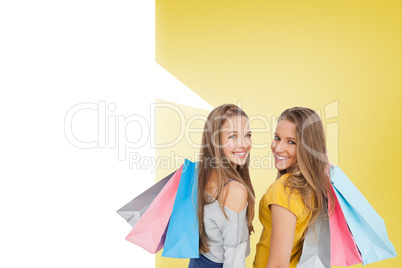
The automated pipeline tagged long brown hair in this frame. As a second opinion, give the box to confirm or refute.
[276,107,334,236]
[198,104,255,253]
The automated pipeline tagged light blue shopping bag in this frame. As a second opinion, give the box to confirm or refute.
[330,166,397,265]
[162,159,199,258]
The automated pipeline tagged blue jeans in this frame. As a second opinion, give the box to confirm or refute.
[188,254,223,268]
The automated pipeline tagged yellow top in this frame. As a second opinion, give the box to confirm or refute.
[253,174,313,268]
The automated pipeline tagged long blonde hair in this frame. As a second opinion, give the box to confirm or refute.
[276,107,334,236]
[198,104,255,253]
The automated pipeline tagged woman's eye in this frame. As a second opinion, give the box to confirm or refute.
[229,135,236,139]
[246,134,252,138]
[274,136,280,140]
[288,140,296,144]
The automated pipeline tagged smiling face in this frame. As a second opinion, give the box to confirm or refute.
[271,119,298,171]
[220,116,252,166]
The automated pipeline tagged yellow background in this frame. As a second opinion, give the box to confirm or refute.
[155,1,401,267]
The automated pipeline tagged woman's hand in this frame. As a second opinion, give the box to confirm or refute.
[266,204,296,268]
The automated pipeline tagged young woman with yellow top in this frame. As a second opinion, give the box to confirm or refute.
[253,107,334,268]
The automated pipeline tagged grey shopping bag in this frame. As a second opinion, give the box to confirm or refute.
[297,212,331,268]
[116,171,175,227]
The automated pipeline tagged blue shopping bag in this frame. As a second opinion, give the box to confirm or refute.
[330,166,397,265]
[162,159,199,258]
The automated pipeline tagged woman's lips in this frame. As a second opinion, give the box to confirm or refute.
[233,151,247,158]
[275,154,289,161]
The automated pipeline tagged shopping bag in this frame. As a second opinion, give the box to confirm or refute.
[125,165,183,254]
[297,211,331,268]
[328,185,362,266]
[330,165,397,265]
[162,159,199,258]
[117,171,175,227]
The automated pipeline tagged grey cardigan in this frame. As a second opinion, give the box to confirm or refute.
[202,195,250,268]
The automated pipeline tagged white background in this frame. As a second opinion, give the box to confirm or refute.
[0,1,211,267]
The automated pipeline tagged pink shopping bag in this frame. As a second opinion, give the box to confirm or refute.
[125,165,183,253]
[329,186,362,266]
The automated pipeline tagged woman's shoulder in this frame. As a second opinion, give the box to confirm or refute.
[263,174,304,217]
[265,173,300,200]
[223,180,248,213]
[267,174,290,192]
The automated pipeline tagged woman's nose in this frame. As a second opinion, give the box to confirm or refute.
[238,136,250,148]
[274,141,285,153]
